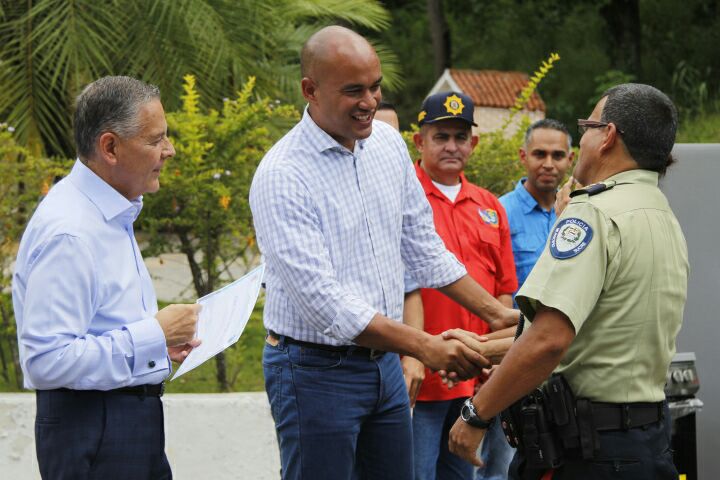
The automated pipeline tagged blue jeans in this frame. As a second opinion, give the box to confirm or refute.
[476,417,515,479]
[263,338,413,480]
[413,398,474,480]
[508,403,677,480]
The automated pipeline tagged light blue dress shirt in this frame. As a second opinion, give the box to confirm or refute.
[12,160,169,390]
[499,178,557,289]
[250,111,466,346]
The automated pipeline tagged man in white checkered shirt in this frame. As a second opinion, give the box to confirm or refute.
[250,26,518,480]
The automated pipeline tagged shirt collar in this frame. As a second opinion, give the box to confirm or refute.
[414,161,463,202]
[513,177,547,214]
[414,161,490,205]
[604,168,659,186]
[299,107,367,155]
[67,159,143,225]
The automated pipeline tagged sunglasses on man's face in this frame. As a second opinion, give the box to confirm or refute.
[577,119,625,137]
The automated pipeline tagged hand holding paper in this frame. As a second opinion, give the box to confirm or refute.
[172,264,265,380]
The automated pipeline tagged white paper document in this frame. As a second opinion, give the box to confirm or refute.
[172,264,265,380]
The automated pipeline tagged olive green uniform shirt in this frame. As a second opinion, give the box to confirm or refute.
[516,169,689,403]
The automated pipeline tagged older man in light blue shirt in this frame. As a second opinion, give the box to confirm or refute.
[12,76,200,479]
[250,26,517,480]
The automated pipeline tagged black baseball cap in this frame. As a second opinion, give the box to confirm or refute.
[417,91,477,127]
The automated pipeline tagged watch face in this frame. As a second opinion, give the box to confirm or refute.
[460,403,471,421]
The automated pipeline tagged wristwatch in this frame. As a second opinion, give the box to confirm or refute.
[460,397,493,429]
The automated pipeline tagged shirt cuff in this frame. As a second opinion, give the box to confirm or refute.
[125,316,170,377]
[407,251,467,289]
[323,299,377,344]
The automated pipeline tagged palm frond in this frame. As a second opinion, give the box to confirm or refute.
[282,0,391,31]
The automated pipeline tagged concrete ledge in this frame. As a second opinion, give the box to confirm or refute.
[0,392,280,480]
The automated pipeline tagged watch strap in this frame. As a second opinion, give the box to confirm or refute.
[461,397,493,429]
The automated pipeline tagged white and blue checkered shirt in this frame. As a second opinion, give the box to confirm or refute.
[250,110,466,345]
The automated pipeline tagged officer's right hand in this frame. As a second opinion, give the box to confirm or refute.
[156,304,201,346]
[420,335,490,380]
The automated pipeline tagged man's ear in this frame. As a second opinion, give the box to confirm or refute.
[471,134,479,149]
[301,77,317,103]
[412,132,424,153]
[519,147,529,168]
[97,132,120,166]
[568,150,576,164]
[599,123,620,154]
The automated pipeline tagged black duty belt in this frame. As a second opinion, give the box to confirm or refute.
[53,383,165,398]
[268,330,385,359]
[590,401,663,431]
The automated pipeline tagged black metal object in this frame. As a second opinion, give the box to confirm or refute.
[665,352,702,480]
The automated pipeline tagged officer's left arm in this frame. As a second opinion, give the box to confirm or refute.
[448,303,576,465]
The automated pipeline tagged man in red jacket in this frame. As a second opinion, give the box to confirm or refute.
[403,91,518,480]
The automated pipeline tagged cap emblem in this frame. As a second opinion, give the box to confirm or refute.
[444,94,465,115]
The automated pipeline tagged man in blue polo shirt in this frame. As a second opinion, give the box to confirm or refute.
[500,119,574,290]
[476,119,573,480]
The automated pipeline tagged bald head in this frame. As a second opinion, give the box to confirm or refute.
[299,26,383,150]
[301,26,378,79]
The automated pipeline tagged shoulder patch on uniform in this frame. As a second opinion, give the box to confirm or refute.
[550,218,593,259]
[478,208,499,227]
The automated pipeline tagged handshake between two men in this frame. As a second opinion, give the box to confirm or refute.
[402,321,518,404]
[355,274,520,401]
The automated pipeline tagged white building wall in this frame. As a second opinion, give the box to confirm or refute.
[474,107,545,135]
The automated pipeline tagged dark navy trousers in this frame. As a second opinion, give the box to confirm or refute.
[508,403,677,480]
[263,338,414,480]
[35,389,171,480]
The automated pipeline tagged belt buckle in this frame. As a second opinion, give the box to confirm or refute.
[621,404,630,430]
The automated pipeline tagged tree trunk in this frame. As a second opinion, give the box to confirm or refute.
[215,353,229,392]
[426,0,451,79]
[600,0,642,77]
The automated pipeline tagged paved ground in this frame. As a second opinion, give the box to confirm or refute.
[0,393,281,480]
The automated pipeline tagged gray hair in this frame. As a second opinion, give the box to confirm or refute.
[600,83,678,175]
[74,76,160,160]
[524,118,572,150]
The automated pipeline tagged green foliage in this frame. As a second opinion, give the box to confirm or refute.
[381,0,720,136]
[463,120,529,196]
[140,75,298,391]
[677,112,720,143]
[0,0,397,157]
[672,61,714,117]
[141,75,298,297]
[0,292,22,391]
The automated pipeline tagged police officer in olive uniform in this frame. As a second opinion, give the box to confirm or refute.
[446,83,688,480]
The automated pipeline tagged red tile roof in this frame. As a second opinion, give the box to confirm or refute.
[449,69,546,112]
